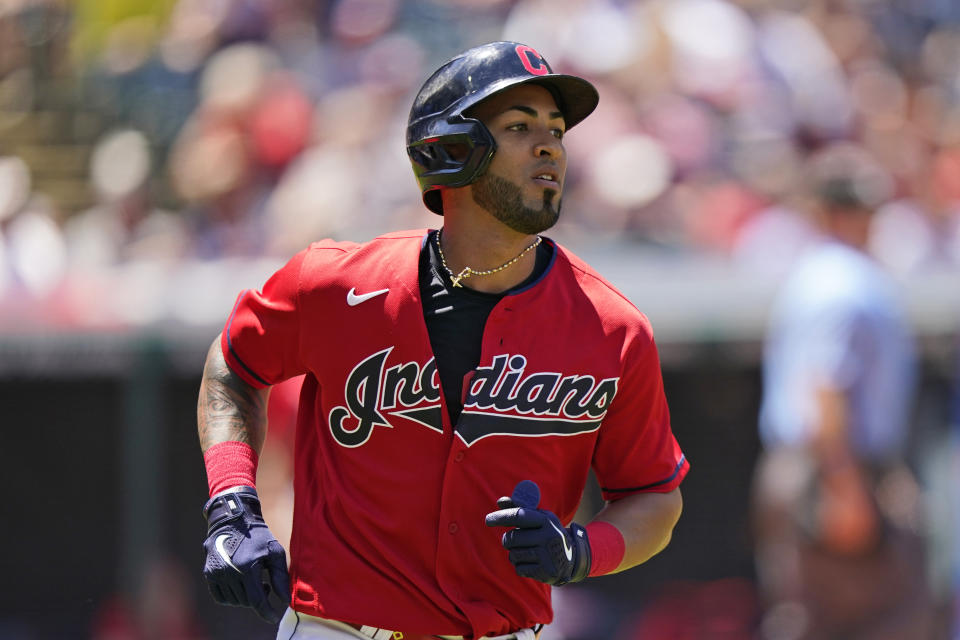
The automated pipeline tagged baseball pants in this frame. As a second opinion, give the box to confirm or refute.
[276,608,540,640]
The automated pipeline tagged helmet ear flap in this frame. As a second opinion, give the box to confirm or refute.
[408,141,466,172]
[423,189,443,215]
[406,116,497,215]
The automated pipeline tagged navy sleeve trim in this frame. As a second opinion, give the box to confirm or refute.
[601,454,686,493]
[225,290,271,387]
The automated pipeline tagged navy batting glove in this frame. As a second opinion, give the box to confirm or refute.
[485,480,591,586]
[202,486,291,624]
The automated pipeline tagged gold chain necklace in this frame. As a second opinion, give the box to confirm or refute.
[436,229,542,288]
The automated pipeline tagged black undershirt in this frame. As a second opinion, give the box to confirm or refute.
[419,229,553,424]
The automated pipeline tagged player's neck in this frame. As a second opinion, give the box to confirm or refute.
[437,220,540,294]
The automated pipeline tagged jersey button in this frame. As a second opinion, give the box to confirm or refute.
[448,522,459,534]
[454,451,465,462]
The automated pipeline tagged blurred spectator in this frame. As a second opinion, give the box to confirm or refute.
[2,197,65,299]
[0,156,33,297]
[869,145,960,276]
[751,143,935,639]
[166,41,284,258]
[64,128,187,269]
[0,156,67,303]
[55,129,188,328]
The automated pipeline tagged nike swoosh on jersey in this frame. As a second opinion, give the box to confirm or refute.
[215,534,242,573]
[347,287,390,306]
[549,521,573,561]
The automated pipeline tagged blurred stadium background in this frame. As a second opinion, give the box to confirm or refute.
[1,0,959,638]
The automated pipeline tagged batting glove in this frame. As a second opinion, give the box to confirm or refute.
[202,486,291,624]
[485,480,591,586]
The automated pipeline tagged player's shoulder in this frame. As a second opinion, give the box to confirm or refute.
[552,241,655,335]
[303,228,428,255]
[292,229,427,290]
[296,229,427,268]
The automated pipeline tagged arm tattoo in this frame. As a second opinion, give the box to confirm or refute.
[197,337,269,452]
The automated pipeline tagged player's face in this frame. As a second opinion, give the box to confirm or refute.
[469,84,567,234]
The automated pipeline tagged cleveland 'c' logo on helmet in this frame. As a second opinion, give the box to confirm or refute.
[515,45,549,76]
[328,348,619,448]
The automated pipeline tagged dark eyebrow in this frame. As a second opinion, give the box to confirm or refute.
[505,105,565,121]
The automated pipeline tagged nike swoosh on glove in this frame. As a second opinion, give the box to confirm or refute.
[485,480,591,585]
[202,486,291,624]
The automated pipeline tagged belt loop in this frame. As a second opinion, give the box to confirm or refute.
[359,626,395,640]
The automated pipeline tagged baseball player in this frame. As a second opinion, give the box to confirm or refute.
[197,41,688,640]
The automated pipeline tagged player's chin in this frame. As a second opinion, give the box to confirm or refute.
[527,206,560,235]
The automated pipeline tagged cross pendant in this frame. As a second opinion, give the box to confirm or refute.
[451,268,470,288]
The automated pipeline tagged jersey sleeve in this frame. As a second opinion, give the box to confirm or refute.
[220,248,309,388]
[591,321,688,501]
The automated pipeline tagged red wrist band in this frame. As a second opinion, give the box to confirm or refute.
[203,441,259,497]
[586,521,626,577]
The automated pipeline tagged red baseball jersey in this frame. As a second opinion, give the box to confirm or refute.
[221,229,688,638]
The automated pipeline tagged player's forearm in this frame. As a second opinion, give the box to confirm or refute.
[197,334,270,453]
[591,487,682,572]
[812,386,856,468]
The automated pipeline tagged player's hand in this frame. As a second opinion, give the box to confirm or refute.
[485,480,591,585]
[201,486,291,624]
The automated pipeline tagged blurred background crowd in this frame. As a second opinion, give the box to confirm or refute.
[2,0,960,639]
[1,0,959,326]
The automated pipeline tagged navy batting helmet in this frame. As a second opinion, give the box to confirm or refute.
[406,41,599,215]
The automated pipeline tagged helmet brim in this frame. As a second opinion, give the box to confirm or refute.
[463,74,599,131]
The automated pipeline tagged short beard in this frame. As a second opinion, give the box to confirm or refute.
[471,172,560,235]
